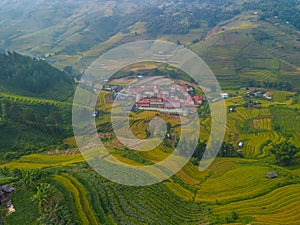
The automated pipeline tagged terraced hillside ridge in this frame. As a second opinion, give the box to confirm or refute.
[0,52,74,158]
[0,52,75,101]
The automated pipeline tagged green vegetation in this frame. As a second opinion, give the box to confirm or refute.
[0,53,74,159]
[0,0,300,224]
[0,52,74,101]
[53,174,99,225]
[4,189,39,224]
[244,0,300,29]
[270,141,300,166]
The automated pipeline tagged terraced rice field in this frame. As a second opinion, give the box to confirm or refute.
[252,118,272,130]
[64,169,209,225]
[159,157,300,225]
[239,131,281,158]
[227,107,267,133]
[4,153,84,169]
[270,106,300,131]
[291,131,300,147]
[97,91,112,111]
[239,70,278,82]
[53,174,99,225]
[164,182,195,201]
[200,117,211,141]
[272,91,295,103]
[213,184,300,225]
[195,164,289,203]
[0,93,72,110]
[225,97,246,106]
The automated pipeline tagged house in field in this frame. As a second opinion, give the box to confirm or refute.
[237,141,243,152]
[194,96,203,105]
[229,106,236,112]
[220,93,229,99]
[263,92,272,100]
[238,142,244,148]
[0,185,16,213]
[266,172,278,179]
[92,111,97,117]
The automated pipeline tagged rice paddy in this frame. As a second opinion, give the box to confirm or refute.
[213,184,300,225]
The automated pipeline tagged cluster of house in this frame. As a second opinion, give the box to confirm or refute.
[135,97,195,115]
[105,82,204,115]
[246,90,273,100]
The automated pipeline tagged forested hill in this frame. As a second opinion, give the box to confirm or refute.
[0,52,74,101]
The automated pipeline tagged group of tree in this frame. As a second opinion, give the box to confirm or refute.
[270,141,300,166]
[116,2,240,37]
[243,79,293,91]
[243,0,300,30]
[189,140,242,166]
[0,52,74,101]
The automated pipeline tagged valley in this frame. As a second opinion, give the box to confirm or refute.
[0,0,300,224]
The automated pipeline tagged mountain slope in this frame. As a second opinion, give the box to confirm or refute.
[1,0,299,90]
[0,52,74,158]
[0,52,74,101]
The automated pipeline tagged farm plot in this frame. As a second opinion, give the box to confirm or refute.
[252,117,272,130]
[213,184,300,225]
[239,70,278,82]
[52,173,99,225]
[73,169,209,225]
[272,91,295,103]
[4,153,84,169]
[238,131,281,158]
[195,165,289,203]
[270,106,300,130]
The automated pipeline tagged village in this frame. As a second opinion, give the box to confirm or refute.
[102,77,205,115]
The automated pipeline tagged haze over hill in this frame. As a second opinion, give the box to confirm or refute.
[0,0,300,89]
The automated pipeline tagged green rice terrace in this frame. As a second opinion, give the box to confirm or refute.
[0,0,300,224]
[1,74,300,224]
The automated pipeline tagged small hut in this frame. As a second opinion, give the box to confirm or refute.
[0,185,16,210]
[266,172,278,179]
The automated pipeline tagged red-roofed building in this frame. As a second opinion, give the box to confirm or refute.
[194,96,203,105]
[180,84,189,92]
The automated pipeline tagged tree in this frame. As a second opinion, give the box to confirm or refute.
[0,166,9,176]
[22,108,36,122]
[166,122,172,132]
[49,111,63,123]
[270,141,300,166]
[193,140,207,160]
[218,142,239,158]
[32,183,53,211]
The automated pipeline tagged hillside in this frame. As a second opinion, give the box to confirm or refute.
[0,52,74,159]
[1,84,300,224]
[0,0,299,90]
[0,0,299,225]
[0,52,74,101]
